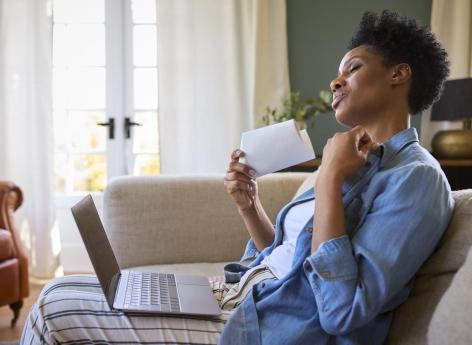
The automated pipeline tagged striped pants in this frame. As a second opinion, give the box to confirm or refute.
[20,265,275,345]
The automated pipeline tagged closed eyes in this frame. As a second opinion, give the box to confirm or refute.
[349,64,361,73]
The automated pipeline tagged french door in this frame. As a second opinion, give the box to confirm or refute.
[53,0,159,195]
[52,0,160,272]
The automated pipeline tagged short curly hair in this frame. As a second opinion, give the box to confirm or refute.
[348,10,450,114]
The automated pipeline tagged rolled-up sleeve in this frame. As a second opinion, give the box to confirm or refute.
[303,164,454,335]
[241,238,261,261]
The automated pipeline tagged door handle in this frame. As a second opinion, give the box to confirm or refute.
[97,118,115,139]
[124,117,142,139]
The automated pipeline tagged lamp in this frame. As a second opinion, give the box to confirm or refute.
[431,78,472,158]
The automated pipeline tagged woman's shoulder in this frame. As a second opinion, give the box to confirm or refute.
[386,141,441,171]
[378,142,449,190]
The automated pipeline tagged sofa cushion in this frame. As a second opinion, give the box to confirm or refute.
[293,170,318,198]
[386,189,472,345]
[104,174,308,269]
[428,246,472,345]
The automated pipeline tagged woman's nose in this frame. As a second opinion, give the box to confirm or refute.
[330,77,345,93]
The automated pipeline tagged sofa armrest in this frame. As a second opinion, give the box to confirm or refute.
[0,181,28,300]
[103,173,310,268]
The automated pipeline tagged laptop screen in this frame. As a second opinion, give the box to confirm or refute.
[71,194,121,308]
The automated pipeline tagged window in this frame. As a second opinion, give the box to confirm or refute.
[53,0,160,194]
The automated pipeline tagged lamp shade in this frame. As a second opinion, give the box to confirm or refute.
[431,78,472,121]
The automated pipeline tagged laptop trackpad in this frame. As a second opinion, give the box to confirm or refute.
[177,284,221,315]
[175,274,210,286]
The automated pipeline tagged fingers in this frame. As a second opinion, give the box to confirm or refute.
[228,149,257,177]
[358,138,380,162]
[350,126,370,145]
[227,161,257,178]
[230,149,245,162]
[330,127,369,145]
[359,142,372,158]
[224,171,254,185]
[224,154,257,197]
[328,128,379,150]
[349,126,381,153]
[224,179,255,194]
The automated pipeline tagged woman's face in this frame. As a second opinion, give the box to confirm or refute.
[330,45,393,128]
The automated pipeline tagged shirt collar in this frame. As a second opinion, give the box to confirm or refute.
[293,127,419,201]
[379,127,419,167]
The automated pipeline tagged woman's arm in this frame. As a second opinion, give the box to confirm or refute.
[304,164,453,335]
[303,127,454,335]
[224,149,274,252]
[238,194,275,252]
[312,126,374,252]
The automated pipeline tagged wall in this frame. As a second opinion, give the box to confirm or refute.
[286,0,432,154]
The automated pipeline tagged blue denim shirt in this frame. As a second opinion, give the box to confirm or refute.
[218,128,454,345]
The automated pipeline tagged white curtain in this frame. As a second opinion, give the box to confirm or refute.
[420,0,472,150]
[0,0,59,279]
[156,0,290,174]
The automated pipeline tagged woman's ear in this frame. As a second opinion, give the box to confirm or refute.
[390,63,412,85]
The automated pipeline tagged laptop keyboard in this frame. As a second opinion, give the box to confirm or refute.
[125,272,181,312]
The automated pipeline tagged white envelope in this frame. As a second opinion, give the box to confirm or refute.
[240,119,316,177]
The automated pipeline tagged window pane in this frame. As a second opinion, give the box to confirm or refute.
[133,112,159,153]
[53,24,105,66]
[134,154,160,176]
[53,109,68,151]
[69,111,107,151]
[133,25,157,67]
[54,153,68,193]
[53,67,67,109]
[132,0,156,23]
[53,0,104,23]
[134,68,158,109]
[53,24,68,66]
[68,24,105,66]
[67,68,105,109]
[72,154,106,192]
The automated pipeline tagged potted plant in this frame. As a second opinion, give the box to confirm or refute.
[262,90,332,129]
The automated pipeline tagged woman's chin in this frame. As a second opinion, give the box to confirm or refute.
[334,109,357,128]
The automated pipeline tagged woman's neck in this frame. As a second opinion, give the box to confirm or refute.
[363,110,410,144]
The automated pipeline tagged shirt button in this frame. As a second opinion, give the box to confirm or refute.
[307,226,313,233]
[304,262,313,272]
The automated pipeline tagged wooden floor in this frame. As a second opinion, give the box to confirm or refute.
[0,283,44,342]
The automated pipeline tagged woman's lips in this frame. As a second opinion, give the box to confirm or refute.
[332,93,347,109]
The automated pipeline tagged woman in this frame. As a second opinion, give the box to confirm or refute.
[218,10,453,344]
[21,10,453,345]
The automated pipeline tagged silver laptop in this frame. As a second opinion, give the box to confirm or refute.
[71,195,221,317]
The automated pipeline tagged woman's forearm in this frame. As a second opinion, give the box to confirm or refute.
[311,127,375,252]
[239,197,275,252]
[312,171,346,252]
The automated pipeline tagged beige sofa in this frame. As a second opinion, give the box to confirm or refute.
[103,173,472,344]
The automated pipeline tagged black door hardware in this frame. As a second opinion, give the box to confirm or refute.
[97,118,115,139]
[124,117,142,138]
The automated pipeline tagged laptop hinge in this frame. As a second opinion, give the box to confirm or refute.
[113,271,127,309]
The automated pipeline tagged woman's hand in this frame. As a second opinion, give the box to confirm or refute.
[224,149,258,212]
[318,126,378,184]
[312,126,377,252]
[225,149,275,250]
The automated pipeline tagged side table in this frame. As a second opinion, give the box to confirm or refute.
[437,159,472,190]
